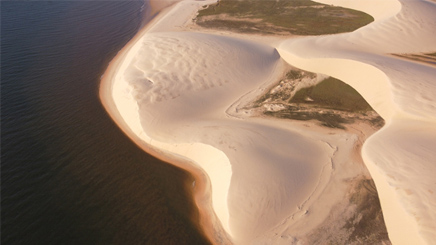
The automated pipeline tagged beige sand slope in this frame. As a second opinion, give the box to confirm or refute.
[101,0,436,244]
[278,0,436,244]
[110,27,340,242]
[104,0,343,242]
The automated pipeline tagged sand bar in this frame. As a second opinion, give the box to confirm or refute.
[101,0,436,244]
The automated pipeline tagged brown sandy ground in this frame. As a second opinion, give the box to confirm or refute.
[298,120,390,244]
[301,177,391,244]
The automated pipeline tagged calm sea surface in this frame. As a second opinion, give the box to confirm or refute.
[1,1,210,244]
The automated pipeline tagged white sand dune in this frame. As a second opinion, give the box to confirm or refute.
[111,28,339,242]
[278,0,436,244]
[101,0,436,244]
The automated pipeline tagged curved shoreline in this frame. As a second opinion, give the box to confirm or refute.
[100,0,436,244]
[100,1,233,243]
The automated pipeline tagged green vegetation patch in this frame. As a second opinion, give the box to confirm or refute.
[196,0,374,35]
[250,69,384,129]
[290,77,373,112]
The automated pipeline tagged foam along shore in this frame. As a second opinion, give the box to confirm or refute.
[100,0,436,244]
[278,0,436,243]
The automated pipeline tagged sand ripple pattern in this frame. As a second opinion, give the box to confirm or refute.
[116,31,336,243]
[125,32,276,105]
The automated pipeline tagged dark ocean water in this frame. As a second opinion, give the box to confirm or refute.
[1,1,210,244]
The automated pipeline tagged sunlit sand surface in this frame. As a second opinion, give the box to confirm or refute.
[101,0,436,244]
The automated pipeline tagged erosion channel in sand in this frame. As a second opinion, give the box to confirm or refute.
[100,0,436,244]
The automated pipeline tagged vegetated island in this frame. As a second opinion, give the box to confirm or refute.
[195,0,374,35]
[248,68,384,130]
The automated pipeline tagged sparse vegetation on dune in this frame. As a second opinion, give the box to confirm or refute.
[290,77,373,112]
[393,52,436,67]
[195,1,381,128]
[196,0,374,35]
[249,68,384,129]
[303,178,391,244]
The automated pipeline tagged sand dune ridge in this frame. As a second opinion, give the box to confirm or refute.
[101,0,436,243]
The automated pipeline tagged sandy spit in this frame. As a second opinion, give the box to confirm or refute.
[100,0,436,244]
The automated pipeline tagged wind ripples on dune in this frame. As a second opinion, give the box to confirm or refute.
[111,28,339,243]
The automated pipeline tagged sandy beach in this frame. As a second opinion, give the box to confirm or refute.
[100,0,436,244]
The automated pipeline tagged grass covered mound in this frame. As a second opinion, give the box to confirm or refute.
[251,70,384,129]
[196,0,374,35]
[290,77,373,112]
